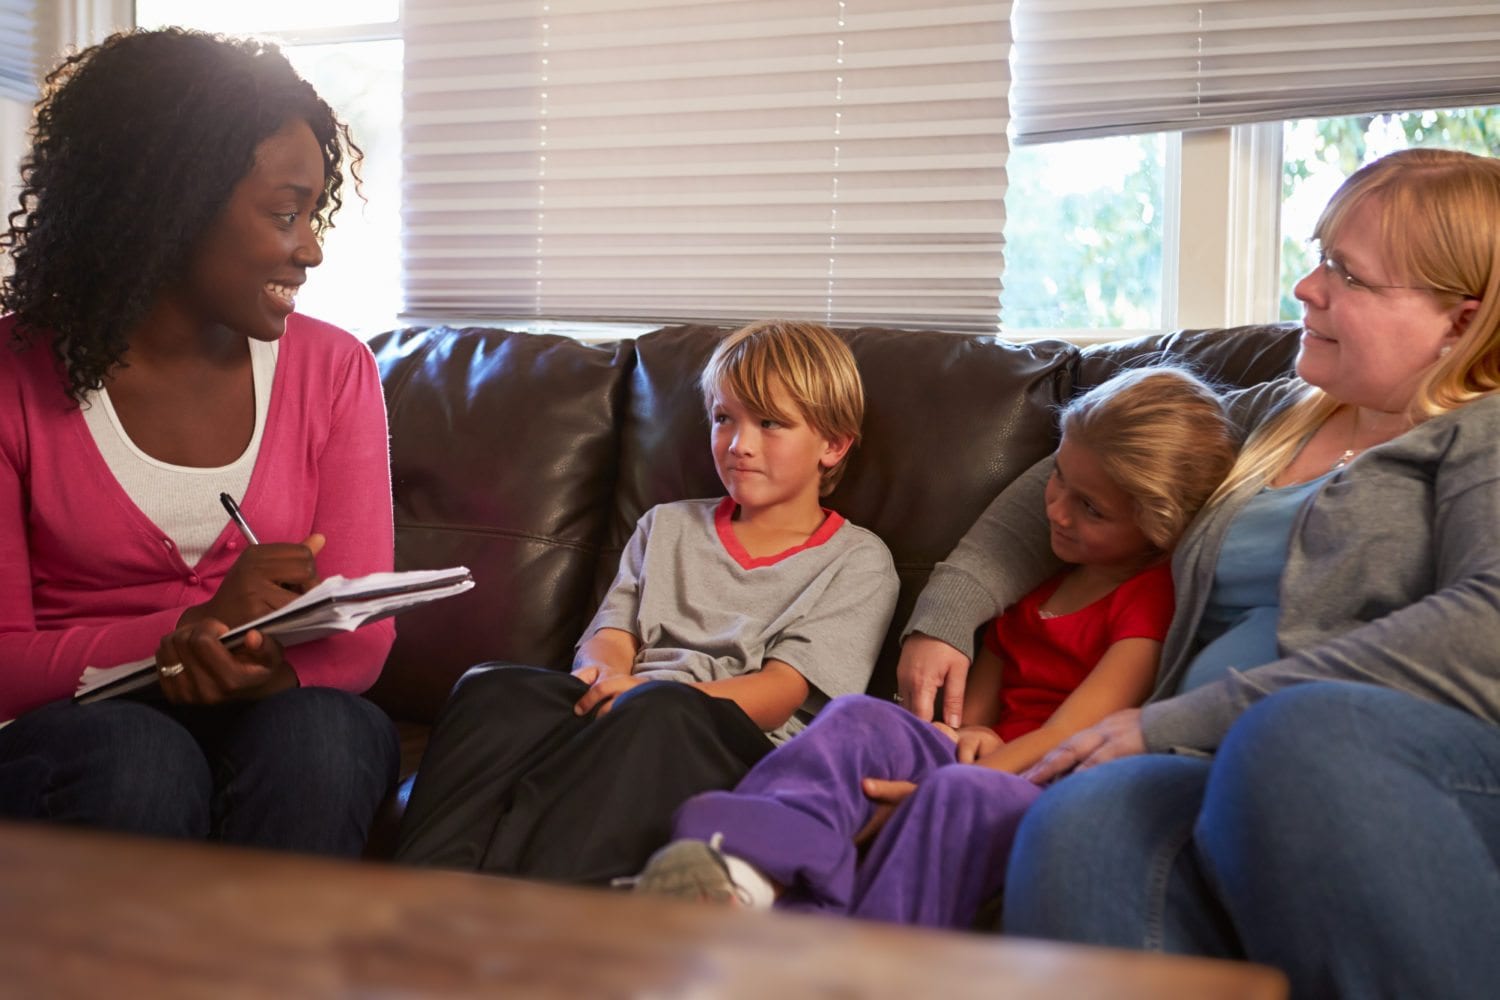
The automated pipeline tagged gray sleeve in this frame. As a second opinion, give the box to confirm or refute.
[577,511,652,646]
[902,458,1061,659]
[767,538,899,701]
[1144,440,1500,754]
[1221,377,1307,441]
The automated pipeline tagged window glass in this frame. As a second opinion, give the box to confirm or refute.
[134,6,401,336]
[1280,107,1500,319]
[1002,134,1165,331]
[272,40,401,335]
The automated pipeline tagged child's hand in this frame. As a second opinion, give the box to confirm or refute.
[931,722,1003,763]
[855,778,917,845]
[573,672,650,717]
[954,725,1003,763]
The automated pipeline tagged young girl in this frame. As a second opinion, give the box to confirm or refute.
[628,366,1237,928]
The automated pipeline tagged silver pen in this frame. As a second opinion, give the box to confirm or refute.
[219,492,260,545]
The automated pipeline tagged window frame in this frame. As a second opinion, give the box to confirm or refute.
[1004,123,1285,344]
[1175,123,1285,331]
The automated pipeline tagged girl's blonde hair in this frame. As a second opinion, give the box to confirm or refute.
[701,320,865,496]
[1061,367,1236,550]
[1215,148,1500,500]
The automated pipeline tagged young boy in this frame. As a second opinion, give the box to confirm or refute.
[394,320,899,884]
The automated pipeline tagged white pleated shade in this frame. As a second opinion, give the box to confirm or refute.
[403,0,1012,332]
[1012,0,1500,144]
[0,0,38,102]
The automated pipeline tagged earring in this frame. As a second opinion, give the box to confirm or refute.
[1439,344,1454,358]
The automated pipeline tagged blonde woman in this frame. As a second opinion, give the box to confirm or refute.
[907,149,1500,996]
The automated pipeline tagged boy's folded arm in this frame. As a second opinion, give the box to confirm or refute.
[691,659,810,731]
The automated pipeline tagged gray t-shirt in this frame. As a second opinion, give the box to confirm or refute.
[582,497,899,744]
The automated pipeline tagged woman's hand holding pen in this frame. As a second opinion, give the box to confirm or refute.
[155,621,299,704]
[159,495,318,703]
[177,533,326,630]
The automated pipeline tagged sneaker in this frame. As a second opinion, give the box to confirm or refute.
[617,832,752,905]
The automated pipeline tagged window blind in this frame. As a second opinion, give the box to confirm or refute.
[403,0,1011,332]
[1012,0,1500,144]
[0,0,38,102]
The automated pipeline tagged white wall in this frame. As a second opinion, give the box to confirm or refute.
[1,96,27,270]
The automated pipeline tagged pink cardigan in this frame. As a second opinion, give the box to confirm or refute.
[0,313,396,720]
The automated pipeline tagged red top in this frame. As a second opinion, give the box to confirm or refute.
[982,561,1174,742]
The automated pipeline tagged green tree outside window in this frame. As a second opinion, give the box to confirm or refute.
[1281,108,1500,319]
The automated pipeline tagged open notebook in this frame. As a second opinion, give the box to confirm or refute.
[75,567,474,703]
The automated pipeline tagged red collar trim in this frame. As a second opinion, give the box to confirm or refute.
[713,495,846,570]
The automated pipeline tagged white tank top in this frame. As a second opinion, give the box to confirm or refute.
[82,339,277,567]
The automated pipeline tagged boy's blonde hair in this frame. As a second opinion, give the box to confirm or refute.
[1215,148,1500,501]
[701,320,865,496]
[1061,367,1236,551]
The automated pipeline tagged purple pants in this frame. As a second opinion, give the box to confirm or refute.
[672,694,1042,929]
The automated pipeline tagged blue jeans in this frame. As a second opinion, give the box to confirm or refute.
[1003,682,1500,999]
[0,687,397,857]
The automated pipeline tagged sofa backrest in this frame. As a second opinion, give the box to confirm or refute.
[607,324,1079,696]
[368,327,631,720]
[1076,323,1304,392]
[365,322,1302,723]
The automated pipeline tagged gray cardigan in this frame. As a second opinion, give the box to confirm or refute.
[905,377,1500,753]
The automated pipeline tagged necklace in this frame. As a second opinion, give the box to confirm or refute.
[1330,406,1367,472]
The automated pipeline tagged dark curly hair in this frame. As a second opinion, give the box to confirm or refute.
[0,28,362,401]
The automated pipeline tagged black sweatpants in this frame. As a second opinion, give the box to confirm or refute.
[393,664,775,884]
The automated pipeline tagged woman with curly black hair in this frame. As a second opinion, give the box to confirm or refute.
[0,28,398,856]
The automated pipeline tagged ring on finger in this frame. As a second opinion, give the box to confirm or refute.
[158,662,185,678]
